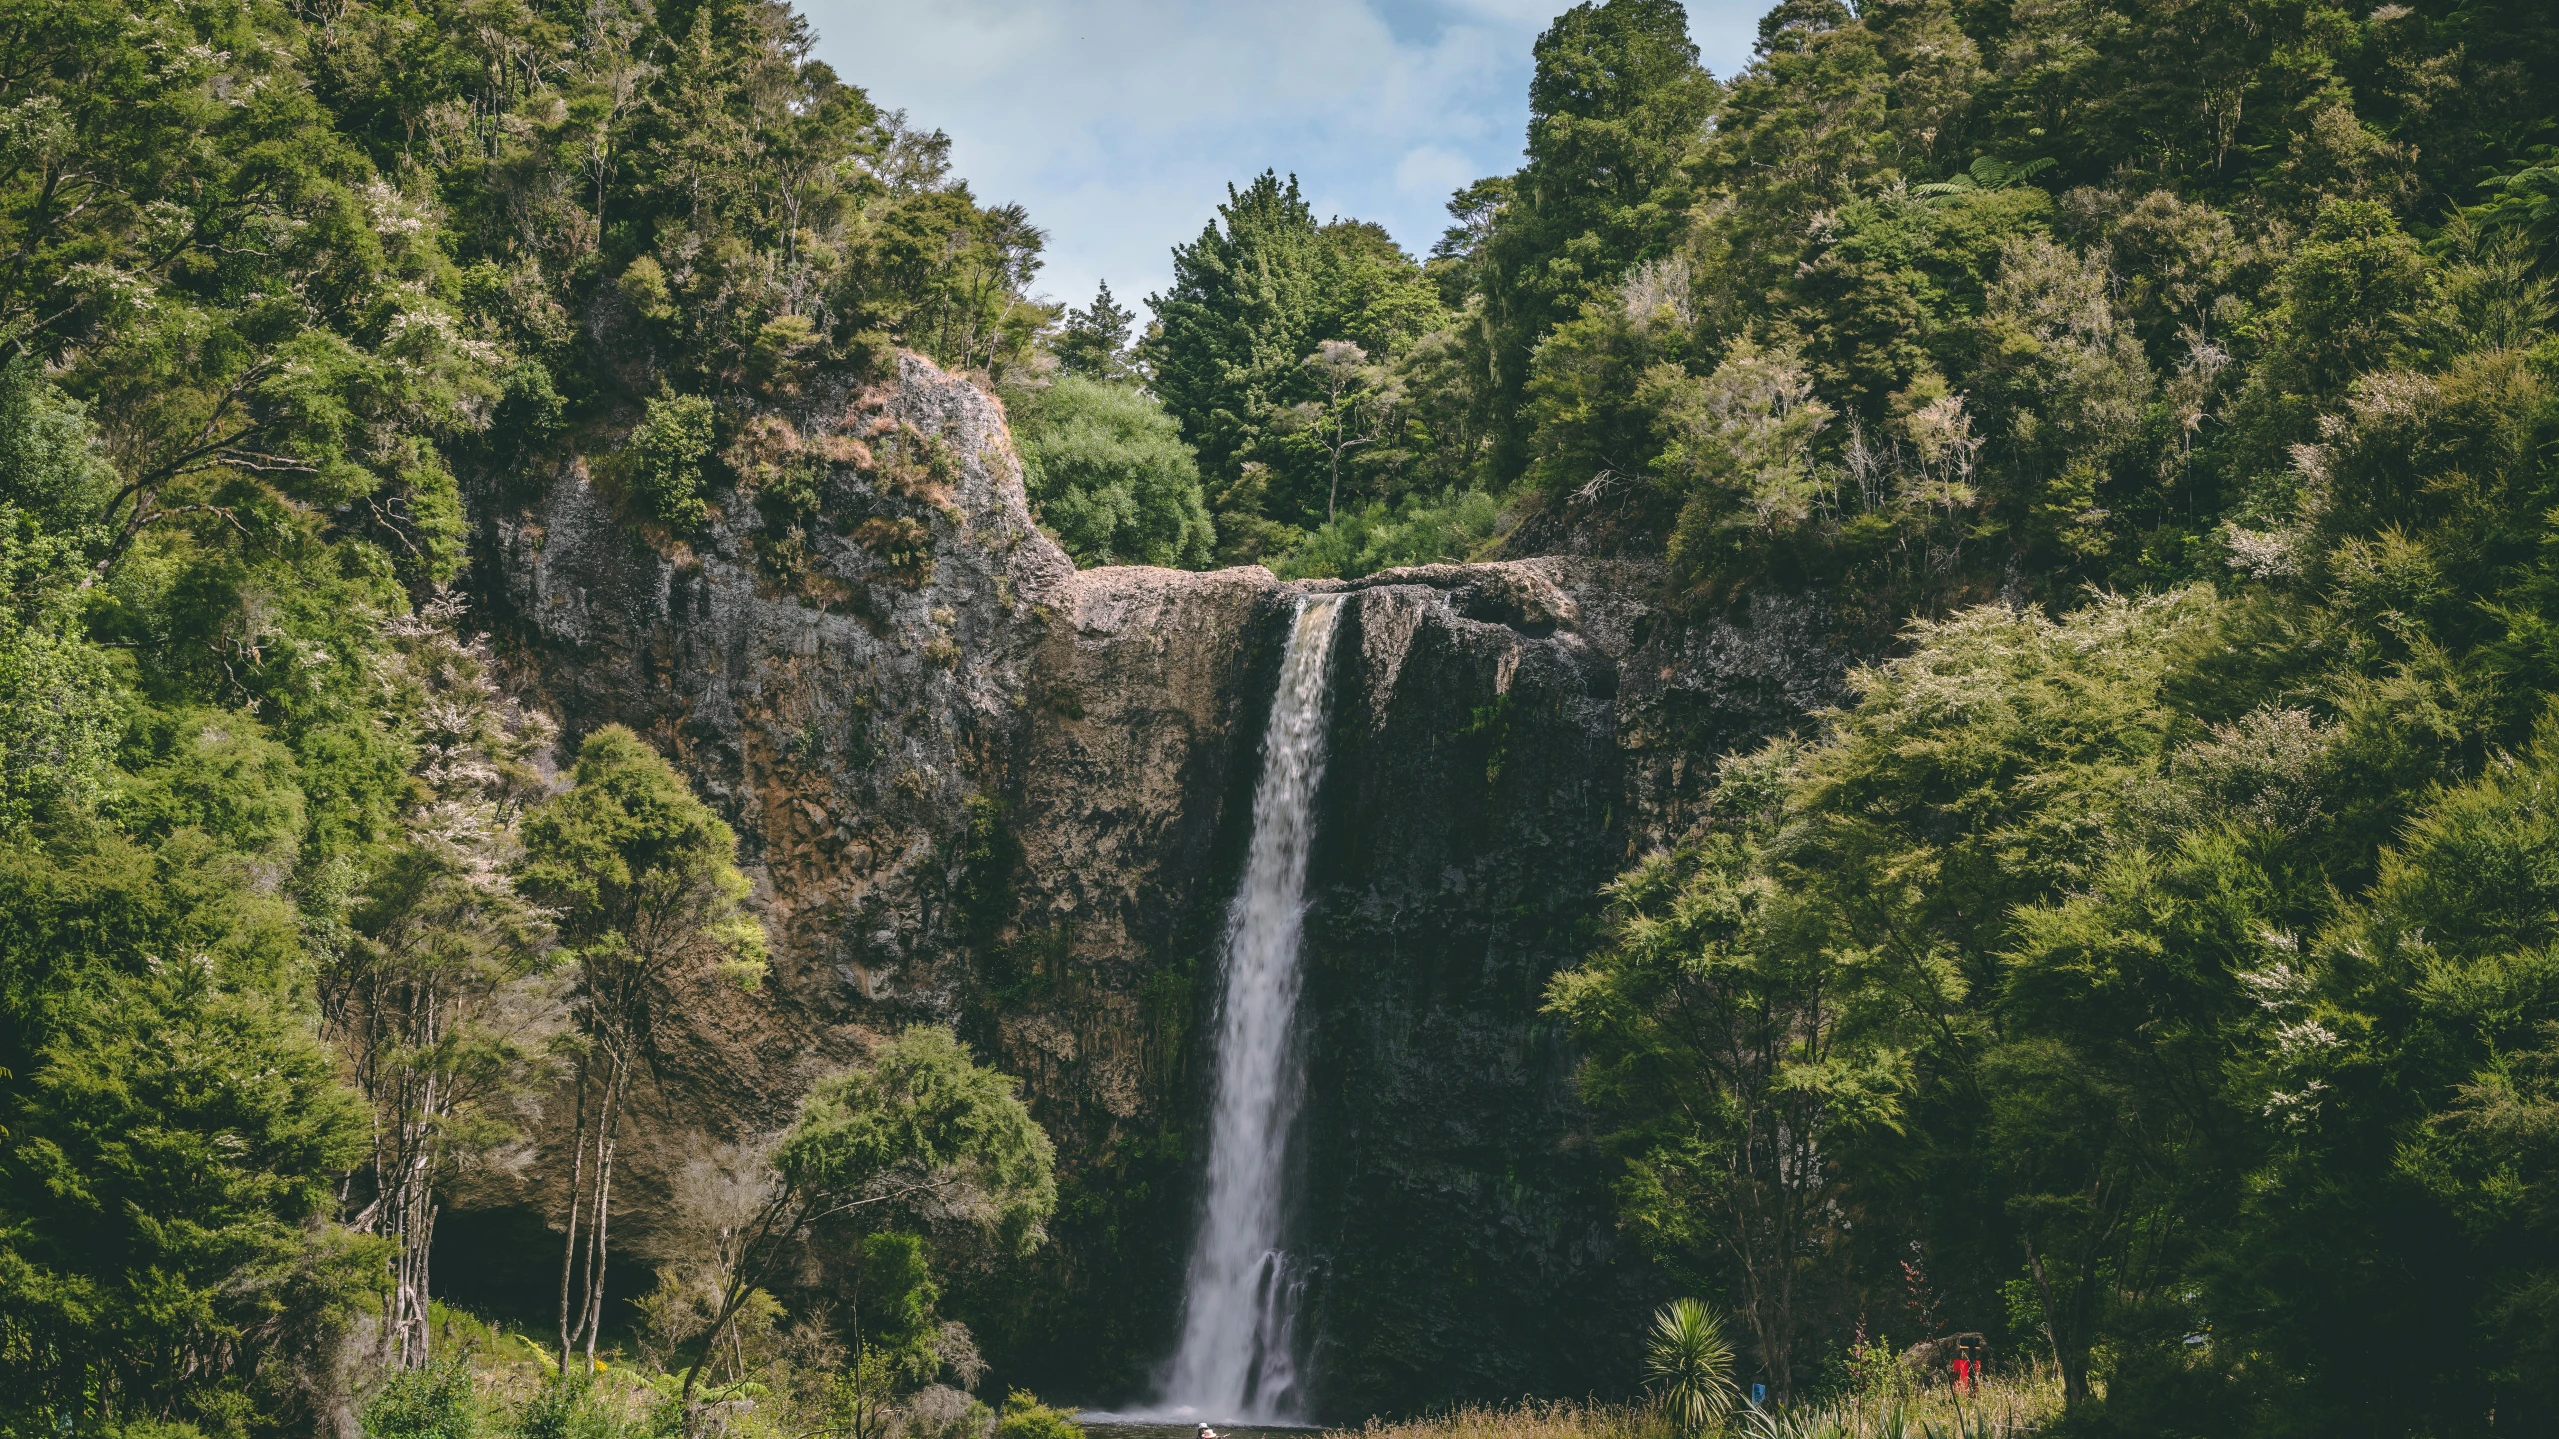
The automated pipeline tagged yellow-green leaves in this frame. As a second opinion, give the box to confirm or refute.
[517,724,768,994]
[626,391,719,532]
[1644,1298,1738,1436]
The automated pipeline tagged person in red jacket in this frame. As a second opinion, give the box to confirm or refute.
[1950,1333,1988,1394]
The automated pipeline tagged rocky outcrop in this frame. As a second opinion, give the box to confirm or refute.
[1292,564,1637,1404]
[472,359,1074,1256]
[468,354,1851,1415]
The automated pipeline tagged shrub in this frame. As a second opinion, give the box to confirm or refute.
[1277,486,1503,578]
[507,1376,624,1439]
[362,1359,480,1439]
[1009,374,1214,568]
[629,392,717,529]
[1645,1299,1738,1437]
[995,1388,1082,1439]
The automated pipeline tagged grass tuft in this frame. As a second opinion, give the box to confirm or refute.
[1348,1368,2064,1439]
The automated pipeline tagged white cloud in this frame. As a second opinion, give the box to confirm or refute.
[1394,145,1481,206]
[802,1,1766,322]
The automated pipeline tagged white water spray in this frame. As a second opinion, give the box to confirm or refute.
[1157,593,1342,1424]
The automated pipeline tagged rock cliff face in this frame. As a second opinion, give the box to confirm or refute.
[1290,563,1635,1405]
[471,355,1849,1415]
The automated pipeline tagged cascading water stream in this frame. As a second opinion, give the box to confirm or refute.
[1155,593,1343,1424]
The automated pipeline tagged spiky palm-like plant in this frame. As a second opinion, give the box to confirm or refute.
[1647,1298,1740,1436]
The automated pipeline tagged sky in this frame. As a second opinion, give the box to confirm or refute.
[800,1,1770,325]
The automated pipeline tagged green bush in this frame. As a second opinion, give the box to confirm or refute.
[362,1360,480,1439]
[507,1376,624,1439]
[628,392,717,529]
[1277,486,1502,578]
[1009,374,1214,568]
[996,1388,1082,1439]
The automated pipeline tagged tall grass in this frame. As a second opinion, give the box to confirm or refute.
[1738,1364,2062,1439]
[1353,1398,1673,1439]
[1349,1367,2062,1439]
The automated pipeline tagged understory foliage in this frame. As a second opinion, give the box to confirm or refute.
[1347,1377,2059,1439]
[344,1326,1086,1439]
[1645,1299,1739,1437]
[0,0,1061,1431]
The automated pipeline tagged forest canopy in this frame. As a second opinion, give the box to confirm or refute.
[0,0,1060,1432]
[8,0,2559,1435]
[1123,0,2559,1432]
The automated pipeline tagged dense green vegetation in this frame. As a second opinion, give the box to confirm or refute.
[1005,375,1214,570]
[1145,0,2559,614]
[1444,4,2559,1432]
[0,0,1062,1432]
[11,0,2559,1432]
[1489,3,2559,1434]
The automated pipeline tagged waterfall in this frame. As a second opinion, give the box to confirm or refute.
[1158,593,1342,1424]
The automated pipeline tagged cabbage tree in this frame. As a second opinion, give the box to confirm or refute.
[1647,1298,1739,1436]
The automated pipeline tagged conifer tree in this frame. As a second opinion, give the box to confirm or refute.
[1054,281,1137,381]
[1479,0,1719,480]
[1146,171,1328,486]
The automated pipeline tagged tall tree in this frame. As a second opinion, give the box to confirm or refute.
[1146,171,1327,488]
[1479,0,1719,481]
[516,726,769,1371]
[1147,178,1447,546]
[1549,743,1904,1402]
[1292,341,1400,523]
[0,718,378,1432]
[323,603,557,1369]
[1053,281,1137,381]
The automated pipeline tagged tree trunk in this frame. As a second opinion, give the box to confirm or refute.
[2023,1236,2090,1408]
[584,1134,617,1364]
[571,1052,632,1365]
[557,1059,591,1369]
